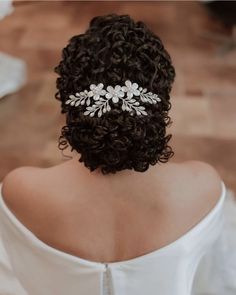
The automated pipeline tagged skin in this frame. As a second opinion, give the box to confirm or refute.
[1,156,223,263]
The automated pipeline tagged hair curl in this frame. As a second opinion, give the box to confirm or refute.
[54,14,175,175]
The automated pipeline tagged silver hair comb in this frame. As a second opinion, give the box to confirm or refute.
[65,80,161,117]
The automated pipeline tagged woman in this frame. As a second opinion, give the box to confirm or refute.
[0,14,235,295]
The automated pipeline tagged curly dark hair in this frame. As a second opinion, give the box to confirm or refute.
[54,14,175,175]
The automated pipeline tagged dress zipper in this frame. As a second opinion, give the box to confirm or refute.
[103,263,112,295]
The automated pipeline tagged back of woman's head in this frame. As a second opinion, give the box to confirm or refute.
[55,14,176,175]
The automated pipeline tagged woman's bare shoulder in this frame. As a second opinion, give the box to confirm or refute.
[182,160,222,185]
[180,160,223,206]
[2,166,41,198]
[1,166,49,223]
[2,163,64,198]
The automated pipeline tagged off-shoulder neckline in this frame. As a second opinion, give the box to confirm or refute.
[0,180,226,268]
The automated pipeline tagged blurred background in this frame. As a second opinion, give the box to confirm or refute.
[0,1,235,194]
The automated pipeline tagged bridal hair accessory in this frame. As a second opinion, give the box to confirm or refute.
[65,80,161,117]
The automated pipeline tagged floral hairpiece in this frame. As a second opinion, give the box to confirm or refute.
[65,80,161,117]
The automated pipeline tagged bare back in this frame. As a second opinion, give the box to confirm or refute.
[2,159,222,263]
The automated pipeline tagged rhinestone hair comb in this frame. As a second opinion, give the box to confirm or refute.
[65,80,161,117]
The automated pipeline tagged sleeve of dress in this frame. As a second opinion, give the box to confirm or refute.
[0,183,28,295]
[192,187,236,295]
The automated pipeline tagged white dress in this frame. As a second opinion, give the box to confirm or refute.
[0,180,235,295]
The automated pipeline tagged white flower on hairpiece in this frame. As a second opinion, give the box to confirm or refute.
[88,83,106,100]
[105,85,125,103]
[122,80,140,98]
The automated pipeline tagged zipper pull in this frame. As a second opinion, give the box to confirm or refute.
[104,262,108,270]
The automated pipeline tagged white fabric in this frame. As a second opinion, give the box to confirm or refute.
[0,0,13,20]
[0,180,235,295]
[0,52,27,99]
[0,1,27,99]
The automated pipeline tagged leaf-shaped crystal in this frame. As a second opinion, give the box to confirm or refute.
[139,106,145,110]
[87,106,95,111]
[98,109,102,117]
[121,104,126,111]
[86,98,90,106]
